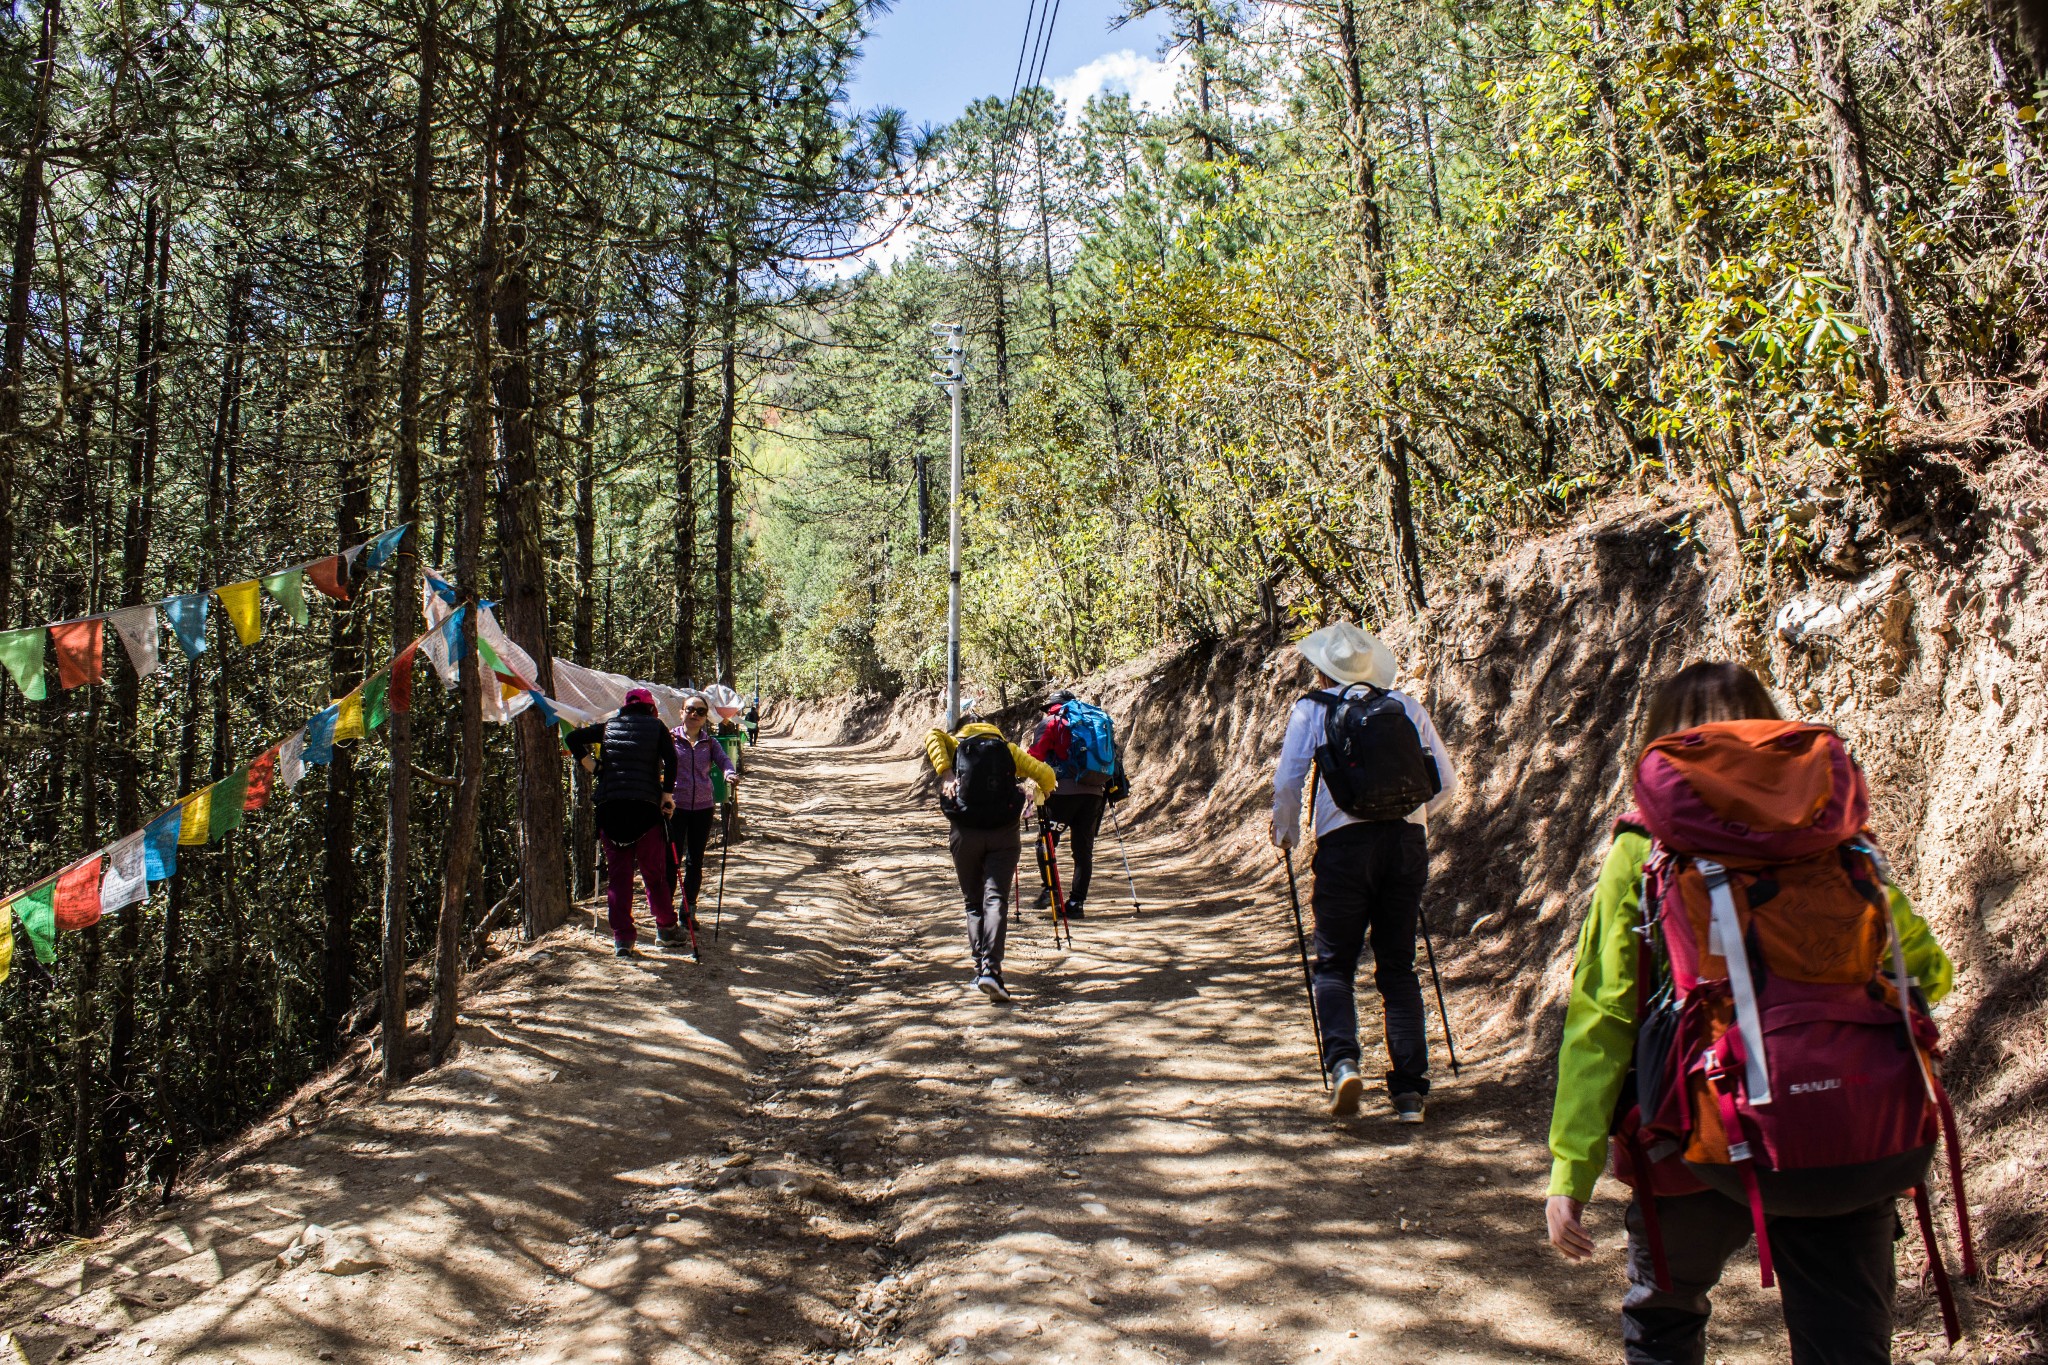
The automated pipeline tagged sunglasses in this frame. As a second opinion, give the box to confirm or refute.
[685,706,709,715]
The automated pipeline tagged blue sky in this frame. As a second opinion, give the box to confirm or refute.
[845,0,1179,130]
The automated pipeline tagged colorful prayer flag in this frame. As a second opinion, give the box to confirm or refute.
[0,626,48,700]
[108,604,161,678]
[362,675,390,734]
[54,855,104,932]
[101,831,148,914]
[279,727,308,790]
[391,642,419,714]
[477,635,505,675]
[259,568,309,626]
[11,880,55,964]
[208,766,250,839]
[178,788,213,845]
[303,706,339,766]
[306,555,348,601]
[363,526,407,571]
[164,593,209,658]
[218,580,263,646]
[50,618,105,690]
[425,570,459,606]
[334,690,365,743]
[529,689,561,728]
[244,748,278,811]
[143,808,183,880]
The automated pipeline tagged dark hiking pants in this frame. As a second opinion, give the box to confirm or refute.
[667,806,715,913]
[1310,820,1429,1095]
[1038,792,1105,909]
[949,822,1020,975]
[1623,1191,1899,1365]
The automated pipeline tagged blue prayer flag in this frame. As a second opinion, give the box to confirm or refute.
[424,571,459,605]
[303,706,339,767]
[439,605,469,661]
[363,525,408,572]
[529,689,560,728]
[163,593,209,659]
[143,807,183,881]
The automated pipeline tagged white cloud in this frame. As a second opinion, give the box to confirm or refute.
[1051,48,1189,124]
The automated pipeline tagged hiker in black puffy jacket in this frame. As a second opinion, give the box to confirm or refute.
[565,688,681,957]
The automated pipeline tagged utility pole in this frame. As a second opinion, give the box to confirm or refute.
[931,323,966,729]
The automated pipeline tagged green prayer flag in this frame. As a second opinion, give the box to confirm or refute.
[11,880,56,964]
[208,766,251,839]
[0,626,48,701]
[476,635,505,674]
[363,675,391,733]
[260,568,311,626]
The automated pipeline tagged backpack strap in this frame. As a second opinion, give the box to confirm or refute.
[1622,1124,1674,1293]
[1706,1056,1776,1288]
[1697,858,1773,1105]
[1913,1184,1964,1345]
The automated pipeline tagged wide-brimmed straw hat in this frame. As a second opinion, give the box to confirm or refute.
[1295,622,1396,688]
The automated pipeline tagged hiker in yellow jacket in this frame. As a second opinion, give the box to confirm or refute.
[1545,662,1954,1365]
[925,714,1057,1003]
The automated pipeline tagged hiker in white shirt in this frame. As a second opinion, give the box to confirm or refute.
[1272,622,1457,1121]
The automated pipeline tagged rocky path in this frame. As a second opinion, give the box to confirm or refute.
[1,732,1831,1364]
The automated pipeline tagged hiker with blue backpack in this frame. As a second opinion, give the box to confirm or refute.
[1544,661,1970,1365]
[925,711,1059,1003]
[1028,691,1125,922]
[1271,622,1457,1121]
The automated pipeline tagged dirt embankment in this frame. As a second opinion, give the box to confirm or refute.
[807,479,2048,1352]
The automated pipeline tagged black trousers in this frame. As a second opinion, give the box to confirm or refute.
[949,822,1020,974]
[666,806,715,913]
[1310,820,1430,1094]
[1624,1191,1899,1365]
[1038,792,1105,908]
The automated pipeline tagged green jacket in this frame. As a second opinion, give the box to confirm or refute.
[1547,831,1955,1202]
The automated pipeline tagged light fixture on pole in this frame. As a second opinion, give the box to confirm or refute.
[930,323,967,731]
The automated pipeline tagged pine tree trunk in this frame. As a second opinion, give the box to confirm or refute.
[572,296,597,898]
[673,297,698,684]
[384,3,437,1082]
[713,252,738,688]
[0,0,57,632]
[489,2,570,938]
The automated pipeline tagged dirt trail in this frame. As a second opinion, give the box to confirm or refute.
[2,731,1823,1365]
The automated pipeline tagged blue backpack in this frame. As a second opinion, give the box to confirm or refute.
[1049,700,1117,782]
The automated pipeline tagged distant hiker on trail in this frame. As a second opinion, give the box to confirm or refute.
[1544,662,1959,1365]
[1271,622,1456,1121]
[1028,690,1120,921]
[566,688,681,958]
[925,711,1058,1004]
[743,701,760,746]
[670,692,738,920]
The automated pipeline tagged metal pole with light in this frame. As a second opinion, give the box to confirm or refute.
[931,323,967,730]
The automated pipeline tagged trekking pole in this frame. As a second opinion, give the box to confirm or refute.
[1282,848,1331,1090]
[1416,905,1460,1077]
[1105,802,1141,916]
[1042,822,1070,949]
[714,802,732,943]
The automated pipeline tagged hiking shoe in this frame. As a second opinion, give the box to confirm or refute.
[1033,886,1051,910]
[976,973,1011,1004]
[1063,899,1086,921]
[655,925,686,947]
[1392,1092,1426,1124]
[613,941,635,958]
[1329,1059,1363,1117]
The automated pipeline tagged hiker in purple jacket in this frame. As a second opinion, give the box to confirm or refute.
[668,693,738,916]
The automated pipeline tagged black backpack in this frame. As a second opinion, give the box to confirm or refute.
[1306,686,1441,822]
[939,734,1025,828]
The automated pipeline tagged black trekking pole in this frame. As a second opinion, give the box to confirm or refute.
[1105,803,1141,916]
[667,833,701,962]
[713,802,732,943]
[1282,848,1331,1090]
[1042,822,1070,949]
[1417,906,1460,1076]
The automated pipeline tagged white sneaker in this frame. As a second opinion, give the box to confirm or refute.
[975,972,1011,1003]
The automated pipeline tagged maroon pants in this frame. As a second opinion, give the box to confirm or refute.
[603,824,676,945]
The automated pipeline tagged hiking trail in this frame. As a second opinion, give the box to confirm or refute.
[3,729,1821,1364]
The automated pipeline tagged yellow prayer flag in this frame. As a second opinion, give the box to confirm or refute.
[178,789,213,845]
[217,580,263,646]
[0,905,12,986]
[333,689,365,742]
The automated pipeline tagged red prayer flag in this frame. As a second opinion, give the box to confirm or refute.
[54,854,105,931]
[306,554,349,601]
[391,642,419,715]
[244,747,279,811]
[50,619,106,690]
